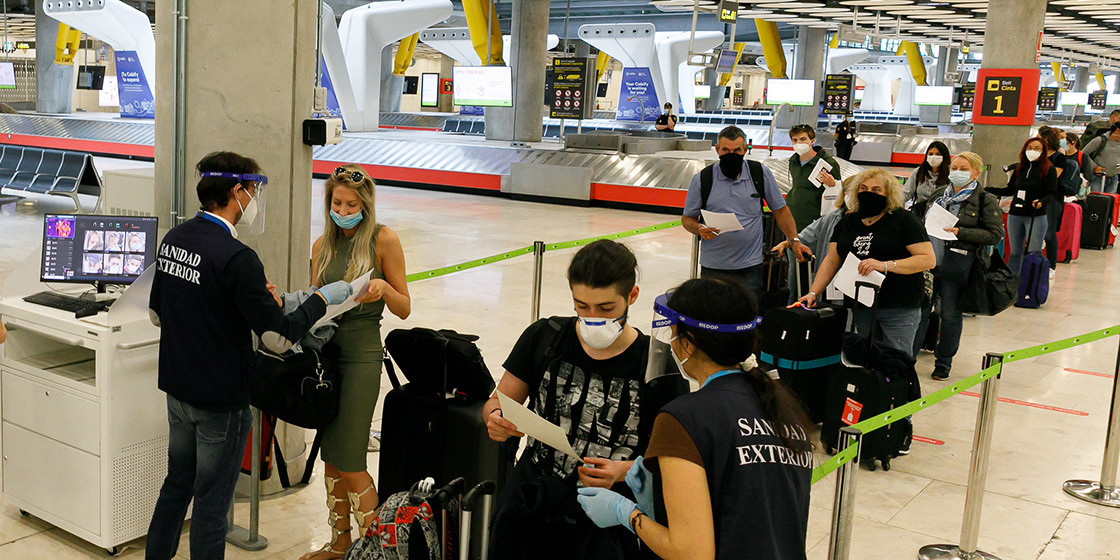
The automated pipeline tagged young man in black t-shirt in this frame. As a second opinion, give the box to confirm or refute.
[483,240,664,560]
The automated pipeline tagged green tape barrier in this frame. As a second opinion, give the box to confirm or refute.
[1003,325,1120,363]
[850,363,1002,436]
[404,246,535,283]
[811,443,859,485]
[545,220,681,252]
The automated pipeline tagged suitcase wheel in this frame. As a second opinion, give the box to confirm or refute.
[824,444,835,455]
[881,458,891,471]
[866,460,876,472]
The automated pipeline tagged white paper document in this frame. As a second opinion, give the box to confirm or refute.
[311,271,373,331]
[820,185,841,216]
[833,253,885,307]
[700,210,744,233]
[808,158,834,188]
[497,391,583,463]
[924,203,959,241]
[107,264,156,327]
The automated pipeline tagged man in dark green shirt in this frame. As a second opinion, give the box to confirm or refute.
[786,124,842,231]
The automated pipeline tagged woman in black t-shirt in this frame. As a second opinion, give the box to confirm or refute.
[987,137,1058,278]
[576,278,813,560]
[799,168,935,356]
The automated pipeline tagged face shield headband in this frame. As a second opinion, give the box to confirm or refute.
[651,293,763,334]
[200,172,269,235]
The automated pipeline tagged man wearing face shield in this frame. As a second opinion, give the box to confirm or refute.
[483,240,686,560]
[681,126,811,301]
[146,152,355,560]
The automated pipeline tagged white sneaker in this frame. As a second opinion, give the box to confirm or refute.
[1049,269,1056,279]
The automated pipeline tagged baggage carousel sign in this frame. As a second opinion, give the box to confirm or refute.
[823,74,854,115]
[548,57,595,120]
[1037,87,1058,112]
[973,68,1039,126]
[960,83,976,111]
[1090,90,1108,111]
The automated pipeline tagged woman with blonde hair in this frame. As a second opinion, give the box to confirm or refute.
[798,168,935,356]
[299,164,411,560]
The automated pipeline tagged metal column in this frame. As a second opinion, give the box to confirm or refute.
[1063,335,1120,507]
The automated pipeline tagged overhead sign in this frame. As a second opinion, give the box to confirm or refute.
[719,0,738,23]
[973,68,1039,126]
[960,83,976,110]
[1090,90,1108,110]
[547,57,595,120]
[823,74,854,115]
[616,67,661,122]
[1037,87,1059,111]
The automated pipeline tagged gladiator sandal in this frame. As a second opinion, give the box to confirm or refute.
[299,475,351,560]
[348,482,380,534]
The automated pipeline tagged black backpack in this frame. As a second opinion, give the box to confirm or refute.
[384,328,495,402]
[699,159,768,211]
[1084,120,1112,159]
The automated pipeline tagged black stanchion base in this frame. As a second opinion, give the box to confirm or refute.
[918,544,1002,560]
[1063,480,1120,508]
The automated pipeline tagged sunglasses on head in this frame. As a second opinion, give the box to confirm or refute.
[334,167,367,183]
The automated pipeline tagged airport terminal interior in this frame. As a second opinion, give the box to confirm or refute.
[1,0,1120,559]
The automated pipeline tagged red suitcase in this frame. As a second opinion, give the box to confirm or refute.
[1100,192,1120,247]
[1057,202,1082,263]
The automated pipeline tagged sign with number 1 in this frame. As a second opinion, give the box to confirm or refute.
[972,68,1039,126]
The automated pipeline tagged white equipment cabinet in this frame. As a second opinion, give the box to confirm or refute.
[0,255,165,555]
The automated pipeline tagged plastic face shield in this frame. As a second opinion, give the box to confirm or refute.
[200,172,269,235]
[645,292,764,382]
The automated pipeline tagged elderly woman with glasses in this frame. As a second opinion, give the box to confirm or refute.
[298,164,411,560]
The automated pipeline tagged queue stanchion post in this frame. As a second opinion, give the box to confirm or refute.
[918,353,1004,560]
[1063,334,1120,507]
[530,241,545,323]
[689,234,700,279]
[227,407,268,551]
[827,427,861,560]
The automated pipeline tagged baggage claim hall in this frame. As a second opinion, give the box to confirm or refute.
[0,0,1118,559]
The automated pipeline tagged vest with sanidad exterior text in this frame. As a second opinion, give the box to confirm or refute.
[658,370,812,560]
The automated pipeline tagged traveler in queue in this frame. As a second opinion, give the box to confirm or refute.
[1040,127,1080,276]
[798,168,936,356]
[987,137,1058,278]
[911,152,1002,380]
[298,165,412,560]
[146,152,354,560]
[904,141,952,212]
[772,175,855,298]
[576,278,813,560]
[1083,123,1120,194]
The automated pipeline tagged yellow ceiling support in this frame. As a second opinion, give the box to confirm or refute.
[54,24,81,65]
[463,0,504,65]
[719,42,746,87]
[1052,62,1065,91]
[596,50,610,82]
[829,32,840,49]
[393,33,419,76]
[755,20,786,79]
[1096,72,1107,91]
[900,41,926,86]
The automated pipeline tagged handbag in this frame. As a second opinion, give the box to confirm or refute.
[250,344,341,429]
[959,251,1019,316]
[384,328,495,401]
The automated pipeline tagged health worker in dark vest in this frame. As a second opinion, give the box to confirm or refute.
[146,152,354,560]
[577,278,813,560]
[681,125,812,299]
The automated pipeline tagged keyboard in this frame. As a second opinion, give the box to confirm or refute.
[23,291,110,316]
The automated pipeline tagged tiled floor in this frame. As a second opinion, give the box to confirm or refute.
[1,168,1119,559]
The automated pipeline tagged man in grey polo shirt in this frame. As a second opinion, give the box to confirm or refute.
[681,126,810,298]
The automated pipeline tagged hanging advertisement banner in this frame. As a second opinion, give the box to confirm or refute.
[616,67,661,122]
[114,50,154,119]
[318,56,346,128]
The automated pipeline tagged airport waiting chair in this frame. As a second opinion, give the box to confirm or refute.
[25,149,66,193]
[0,145,103,210]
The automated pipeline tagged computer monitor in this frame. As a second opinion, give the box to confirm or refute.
[694,84,712,100]
[76,65,105,90]
[452,66,513,108]
[0,62,15,90]
[766,79,815,106]
[914,85,954,106]
[41,214,158,288]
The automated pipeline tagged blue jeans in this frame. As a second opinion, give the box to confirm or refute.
[1090,174,1118,194]
[701,264,764,301]
[1006,214,1047,279]
[146,395,252,560]
[851,306,922,359]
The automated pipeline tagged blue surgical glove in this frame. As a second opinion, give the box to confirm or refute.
[316,280,353,306]
[624,456,655,517]
[576,487,637,532]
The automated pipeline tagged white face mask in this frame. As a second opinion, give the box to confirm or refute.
[577,314,626,350]
[1025,150,1042,162]
[793,143,812,156]
[948,170,973,187]
[235,188,258,229]
[669,336,691,379]
[926,155,943,168]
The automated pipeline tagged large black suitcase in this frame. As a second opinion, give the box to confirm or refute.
[820,283,914,471]
[759,301,846,422]
[1079,194,1114,249]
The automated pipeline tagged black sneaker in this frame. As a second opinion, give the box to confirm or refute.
[931,368,950,380]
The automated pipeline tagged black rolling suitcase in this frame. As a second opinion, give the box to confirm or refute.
[1078,194,1115,249]
[820,283,915,471]
[377,335,515,512]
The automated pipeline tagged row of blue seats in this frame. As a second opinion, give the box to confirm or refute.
[0,145,101,206]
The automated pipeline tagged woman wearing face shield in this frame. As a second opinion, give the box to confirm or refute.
[484,240,684,560]
[576,278,813,560]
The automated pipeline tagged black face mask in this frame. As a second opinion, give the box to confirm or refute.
[719,152,745,179]
[857,191,888,219]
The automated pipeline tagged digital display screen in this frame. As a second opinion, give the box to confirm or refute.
[420,73,440,107]
[694,84,712,99]
[914,85,954,106]
[1059,92,1089,107]
[0,62,15,89]
[715,49,739,74]
[452,66,513,108]
[41,214,158,285]
[765,79,815,106]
